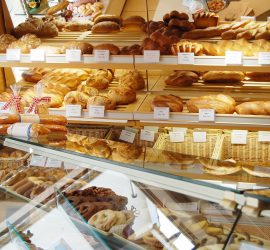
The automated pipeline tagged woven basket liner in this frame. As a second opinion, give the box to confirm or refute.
[222,132,270,163]
[153,131,221,158]
[0,153,30,170]
[67,125,110,139]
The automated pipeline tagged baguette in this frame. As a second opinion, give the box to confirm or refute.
[235,101,270,115]
[47,0,69,15]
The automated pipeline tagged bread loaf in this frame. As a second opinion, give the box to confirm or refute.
[171,40,204,55]
[92,21,120,33]
[94,43,120,55]
[193,12,219,29]
[165,71,199,87]
[77,84,99,96]
[94,15,122,25]
[64,91,90,108]
[61,42,93,54]
[151,95,183,112]
[86,74,110,90]
[123,16,145,31]
[87,95,116,110]
[235,101,270,115]
[119,70,145,90]
[107,87,136,105]
[202,71,245,83]
[246,72,270,81]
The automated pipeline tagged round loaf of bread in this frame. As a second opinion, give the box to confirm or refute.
[108,87,136,105]
[86,74,110,90]
[119,70,145,90]
[77,84,99,96]
[64,91,90,109]
[165,71,199,87]
[61,42,93,54]
[123,16,145,31]
[92,21,120,33]
[151,95,183,112]
[87,95,116,110]
[94,43,120,55]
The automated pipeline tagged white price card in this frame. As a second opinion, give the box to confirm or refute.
[258,52,270,65]
[94,50,110,62]
[30,49,45,62]
[193,131,207,143]
[154,107,170,120]
[241,16,256,21]
[140,129,155,142]
[173,127,187,134]
[30,155,47,167]
[143,50,160,63]
[65,49,81,62]
[65,105,81,117]
[231,130,248,144]
[89,105,105,118]
[169,131,185,143]
[6,49,21,61]
[178,52,195,65]
[258,131,270,142]
[225,51,242,65]
[240,242,263,250]
[119,130,136,143]
[46,158,62,168]
[199,109,215,121]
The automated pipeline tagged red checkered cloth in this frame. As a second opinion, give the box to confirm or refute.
[2,95,23,114]
[27,97,51,114]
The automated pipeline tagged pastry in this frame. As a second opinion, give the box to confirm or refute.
[86,74,110,90]
[85,140,112,159]
[111,144,142,163]
[91,21,120,33]
[235,101,270,115]
[94,43,120,55]
[94,15,122,25]
[77,84,99,96]
[119,70,145,90]
[151,95,183,112]
[165,71,199,87]
[64,91,90,109]
[61,42,93,54]
[187,94,236,114]
[87,95,116,110]
[107,87,136,105]
[122,16,145,31]
[193,12,219,29]
[202,71,245,83]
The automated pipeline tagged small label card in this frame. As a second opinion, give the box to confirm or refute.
[225,51,243,65]
[89,105,105,118]
[30,155,47,167]
[231,130,248,145]
[178,52,195,65]
[240,242,263,250]
[193,131,207,143]
[45,158,62,168]
[65,105,82,117]
[120,130,136,143]
[140,129,155,142]
[94,50,110,62]
[30,49,45,62]
[6,49,21,61]
[154,107,170,120]
[258,52,270,65]
[65,49,81,62]
[241,16,256,21]
[258,131,270,142]
[143,50,160,63]
[169,131,185,143]
[199,109,215,122]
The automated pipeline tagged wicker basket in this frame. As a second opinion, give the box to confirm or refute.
[221,131,270,164]
[153,129,222,158]
[67,125,110,139]
[0,153,31,170]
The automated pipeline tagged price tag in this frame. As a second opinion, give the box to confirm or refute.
[119,130,136,143]
[143,50,160,63]
[89,105,105,118]
[30,155,47,167]
[199,109,215,122]
[144,126,159,132]
[178,53,195,65]
[169,131,185,143]
[94,50,110,62]
[45,158,62,168]
[172,127,187,134]
[258,131,270,142]
[193,131,207,143]
[258,52,270,65]
[140,129,155,142]
[225,51,242,65]
[240,242,263,250]
[65,49,81,62]
[65,105,82,117]
[241,16,256,21]
[6,49,21,61]
[231,130,248,145]
[30,49,45,62]
[154,107,170,120]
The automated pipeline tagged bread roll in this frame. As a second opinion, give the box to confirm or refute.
[86,74,110,90]
[119,70,145,90]
[61,42,93,54]
[92,21,120,33]
[64,91,90,108]
[193,12,219,29]
[94,43,120,55]
[107,87,136,105]
[77,84,99,96]
[88,95,116,110]
[22,70,43,83]
[235,101,270,115]
[202,71,245,83]
[165,71,199,87]
[151,95,183,112]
